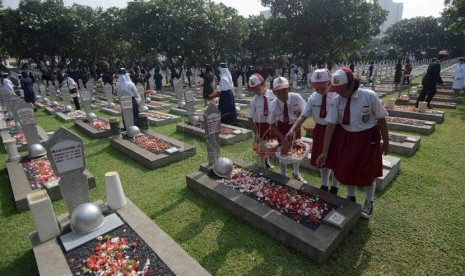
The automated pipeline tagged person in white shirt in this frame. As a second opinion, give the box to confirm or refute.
[268,77,307,183]
[247,73,276,169]
[60,73,81,110]
[316,67,389,219]
[214,63,237,125]
[452,57,465,98]
[2,72,17,94]
[116,68,141,128]
[286,69,339,194]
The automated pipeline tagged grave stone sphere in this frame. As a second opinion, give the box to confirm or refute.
[64,105,73,112]
[140,105,149,112]
[51,101,58,106]
[180,101,186,109]
[145,97,151,104]
[191,115,200,125]
[109,103,115,108]
[239,93,245,99]
[28,143,47,159]
[70,203,104,234]
[91,97,96,102]
[212,157,233,178]
[127,125,141,138]
[86,113,97,122]
[235,106,241,113]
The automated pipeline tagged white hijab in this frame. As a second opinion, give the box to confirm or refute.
[219,67,233,88]
[116,72,133,95]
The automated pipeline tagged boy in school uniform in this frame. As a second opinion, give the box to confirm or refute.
[247,73,276,169]
[268,77,307,183]
[316,67,389,219]
[285,69,339,194]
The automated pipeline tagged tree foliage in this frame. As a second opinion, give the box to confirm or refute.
[443,0,465,35]
[383,16,465,57]
[260,0,387,63]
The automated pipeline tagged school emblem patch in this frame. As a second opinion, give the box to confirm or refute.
[333,77,339,85]
[362,114,370,123]
[316,72,321,80]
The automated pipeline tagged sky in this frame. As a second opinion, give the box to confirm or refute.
[3,0,445,19]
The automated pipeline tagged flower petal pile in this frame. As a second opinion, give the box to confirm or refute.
[22,158,60,190]
[147,111,171,120]
[199,122,233,135]
[217,167,333,230]
[386,116,424,126]
[389,134,407,143]
[127,134,172,154]
[384,105,441,114]
[70,235,150,275]
[89,119,110,131]
[11,130,26,145]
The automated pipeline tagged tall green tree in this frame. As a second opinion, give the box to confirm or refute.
[443,0,465,35]
[383,16,465,57]
[260,0,387,63]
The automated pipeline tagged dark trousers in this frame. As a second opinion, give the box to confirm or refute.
[73,97,81,110]
[416,86,436,108]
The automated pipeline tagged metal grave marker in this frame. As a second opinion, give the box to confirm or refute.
[119,90,134,128]
[49,85,57,102]
[80,89,92,114]
[15,100,40,145]
[203,102,221,165]
[61,86,71,107]
[39,84,47,100]
[185,91,195,124]
[104,83,114,107]
[173,78,184,107]
[136,83,146,111]
[46,127,89,214]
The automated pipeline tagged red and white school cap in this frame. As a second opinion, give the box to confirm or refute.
[329,67,354,92]
[310,69,331,88]
[248,73,265,92]
[272,77,289,91]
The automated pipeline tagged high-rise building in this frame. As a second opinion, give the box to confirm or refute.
[378,0,404,34]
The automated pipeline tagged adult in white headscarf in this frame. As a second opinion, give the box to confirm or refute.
[289,64,298,86]
[452,57,465,98]
[116,68,141,128]
[215,63,237,125]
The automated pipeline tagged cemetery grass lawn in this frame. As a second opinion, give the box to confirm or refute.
[1,96,465,275]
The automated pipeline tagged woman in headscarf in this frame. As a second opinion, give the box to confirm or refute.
[116,68,141,128]
[200,64,215,107]
[215,63,237,125]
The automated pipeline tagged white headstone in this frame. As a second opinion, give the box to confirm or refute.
[80,89,92,114]
[15,100,41,145]
[104,84,114,107]
[61,86,71,107]
[119,90,134,128]
[136,83,146,111]
[46,127,89,214]
[203,103,221,165]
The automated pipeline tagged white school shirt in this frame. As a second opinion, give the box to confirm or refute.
[248,89,276,123]
[66,78,77,90]
[268,92,306,125]
[452,64,465,89]
[3,78,14,93]
[326,88,388,132]
[301,92,337,125]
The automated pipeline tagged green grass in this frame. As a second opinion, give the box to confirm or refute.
[1,94,465,275]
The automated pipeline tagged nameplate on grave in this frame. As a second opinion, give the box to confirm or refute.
[17,108,35,126]
[323,209,347,229]
[120,96,133,110]
[80,90,91,102]
[50,140,84,174]
[206,113,221,135]
[186,91,194,102]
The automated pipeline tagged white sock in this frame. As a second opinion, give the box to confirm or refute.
[320,168,330,187]
[330,170,339,187]
[279,162,287,176]
[347,185,357,197]
[293,162,299,175]
[365,181,376,202]
[265,157,271,165]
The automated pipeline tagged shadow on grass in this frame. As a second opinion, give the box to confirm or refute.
[446,102,465,121]
[0,168,19,217]
[0,249,39,275]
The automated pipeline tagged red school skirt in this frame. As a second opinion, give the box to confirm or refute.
[333,125,383,187]
[254,122,276,140]
[276,121,301,145]
[310,123,339,169]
